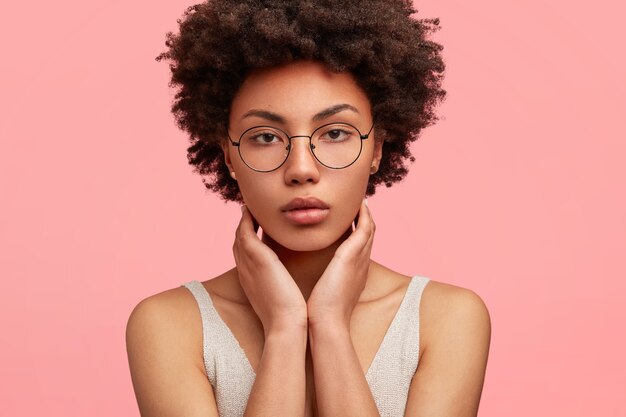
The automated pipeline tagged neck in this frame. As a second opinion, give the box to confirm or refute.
[260,226,353,301]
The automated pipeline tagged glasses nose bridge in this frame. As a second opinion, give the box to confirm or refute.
[288,134,313,141]
[286,134,315,156]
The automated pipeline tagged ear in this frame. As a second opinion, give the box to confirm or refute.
[372,135,384,167]
[220,138,235,174]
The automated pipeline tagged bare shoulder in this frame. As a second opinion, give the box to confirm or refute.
[125,270,236,372]
[125,276,226,417]
[370,260,491,351]
[420,279,491,350]
[126,281,207,366]
[129,283,204,327]
[404,278,491,417]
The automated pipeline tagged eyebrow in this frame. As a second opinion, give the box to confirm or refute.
[241,103,360,123]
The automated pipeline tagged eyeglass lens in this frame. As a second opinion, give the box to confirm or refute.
[237,123,363,171]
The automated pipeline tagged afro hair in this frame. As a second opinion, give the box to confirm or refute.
[156,0,446,203]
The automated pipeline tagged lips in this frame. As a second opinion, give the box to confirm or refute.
[280,197,330,225]
[280,197,330,212]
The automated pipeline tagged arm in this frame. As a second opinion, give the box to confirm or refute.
[305,199,381,416]
[243,325,308,417]
[308,321,381,417]
[404,285,491,417]
[232,205,310,415]
[126,293,220,417]
[126,290,308,417]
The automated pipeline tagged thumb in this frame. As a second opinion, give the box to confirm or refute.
[241,205,260,234]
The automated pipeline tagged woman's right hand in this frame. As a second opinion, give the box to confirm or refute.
[233,205,308,336]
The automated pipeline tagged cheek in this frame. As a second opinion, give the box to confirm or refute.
[237,179,269,212]
[326,168,371,225]
[333,160,371,198]
[235,174,281,222]
[232,155,371,247]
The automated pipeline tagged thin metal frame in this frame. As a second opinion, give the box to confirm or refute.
[227,121,375,172]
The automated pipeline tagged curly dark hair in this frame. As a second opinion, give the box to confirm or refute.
[156,0,446,204]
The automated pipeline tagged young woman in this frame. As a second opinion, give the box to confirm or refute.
[126,1,491,416]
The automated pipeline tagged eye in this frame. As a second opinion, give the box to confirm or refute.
[252,133,280,144]
[243,128,286,146]
[319,128,353,143]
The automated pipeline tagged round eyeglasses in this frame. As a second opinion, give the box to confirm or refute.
[227,122,374,172]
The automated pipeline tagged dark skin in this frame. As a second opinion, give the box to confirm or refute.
[126,57,487,417]
[235,197,371,327]
[155,0,447,204]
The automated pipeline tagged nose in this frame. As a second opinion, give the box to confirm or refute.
[283,136,320,185]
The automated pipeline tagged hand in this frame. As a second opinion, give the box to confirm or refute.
[307,199,375,329]
[233,205,308,335]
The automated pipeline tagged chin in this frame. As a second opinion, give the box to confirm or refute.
[262,223,351,253]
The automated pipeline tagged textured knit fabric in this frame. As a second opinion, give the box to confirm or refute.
[181,274,430,417]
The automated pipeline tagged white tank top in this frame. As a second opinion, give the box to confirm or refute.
[181,274,430,417]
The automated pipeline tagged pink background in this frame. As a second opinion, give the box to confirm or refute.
[1,0,624,415]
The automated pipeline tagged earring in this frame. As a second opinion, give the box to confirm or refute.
[230,171,237,180]
[370,164,378,174]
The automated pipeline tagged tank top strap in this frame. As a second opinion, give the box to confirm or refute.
[180,281,255,379]
[180,275,430,417]
[366,274,431,416]
[401,275,431,333]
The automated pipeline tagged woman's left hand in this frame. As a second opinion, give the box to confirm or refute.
[307,198,375,329]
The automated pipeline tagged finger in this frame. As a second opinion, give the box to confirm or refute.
[365,207,376,249]
[344,200,372,251]
[357,200,376,255]
[353,196,369,229]
[365,198,375,234]
[247,206,260,233]
[238,205,260,238]
[355,199,372,235]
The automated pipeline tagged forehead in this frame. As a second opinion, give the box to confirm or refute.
[229,61,372,123]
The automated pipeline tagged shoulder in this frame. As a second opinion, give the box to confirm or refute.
[125,278,226,416]
[125,269,237,353]
[420,279,491,352]
[421,279,489,324]
[126,267,238,330]
[125,283,206,370]
[125,269,235,346]
[127,284,199,327]
[404,279,491,416]
[421,279,490,319]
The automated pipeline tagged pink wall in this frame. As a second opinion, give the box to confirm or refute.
[1,0,624,415]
